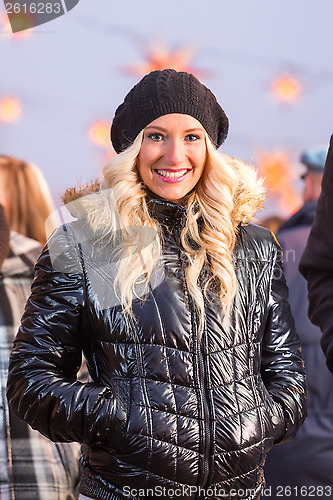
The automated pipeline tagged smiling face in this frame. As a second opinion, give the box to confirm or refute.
[136,114,207,204]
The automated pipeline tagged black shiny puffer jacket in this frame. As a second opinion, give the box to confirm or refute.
[7,198,306,500]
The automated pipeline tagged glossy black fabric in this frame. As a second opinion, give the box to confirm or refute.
[7,199,306,500]
[265,202,333,497]
[300,135,333,373]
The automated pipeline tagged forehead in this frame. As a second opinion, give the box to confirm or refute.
[145,113,204,131]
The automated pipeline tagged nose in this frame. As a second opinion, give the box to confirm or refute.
[164,138,186,166]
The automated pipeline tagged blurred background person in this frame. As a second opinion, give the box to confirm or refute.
[258,215,286,234]
[0,202,10,269]
[0,155,56,245]
[0,155,82,499]
[299,137,333,375]
[264,145,333,498]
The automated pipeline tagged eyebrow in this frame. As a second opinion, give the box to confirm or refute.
[145,126,204,133]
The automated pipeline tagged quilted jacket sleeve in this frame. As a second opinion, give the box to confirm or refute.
[261,240,307,444]
[7,224,117,444]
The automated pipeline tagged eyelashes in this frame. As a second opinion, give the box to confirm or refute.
[146,133,202,142]
[147,133,163,142]
[186,134,201,142]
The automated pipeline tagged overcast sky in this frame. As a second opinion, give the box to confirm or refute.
[1,0,332,217]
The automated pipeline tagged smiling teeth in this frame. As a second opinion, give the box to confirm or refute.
[156,169,188,178]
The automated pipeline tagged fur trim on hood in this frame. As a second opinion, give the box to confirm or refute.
[62,162,265,226]
[62,179,102,220]
[230,158,266,225]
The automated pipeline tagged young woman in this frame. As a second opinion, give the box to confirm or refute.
[7,69,306,500]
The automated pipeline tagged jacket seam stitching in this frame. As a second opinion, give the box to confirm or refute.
[96,339,256,352]
[146,281,179,482]
[131,331,153,483]
[214,434,278,457]
[212,464,261,485]
[110,367,262,389]
[229,254,243,483]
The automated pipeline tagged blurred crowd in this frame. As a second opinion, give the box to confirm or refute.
[0,156,82,499]
[259,146,333,498]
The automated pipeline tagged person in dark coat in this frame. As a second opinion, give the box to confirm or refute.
[264,145,333,498]
[300,135,333,374]
[7,69,306,500]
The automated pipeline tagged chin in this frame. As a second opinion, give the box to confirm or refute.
[163,195,185,203]
[159,189,188,201]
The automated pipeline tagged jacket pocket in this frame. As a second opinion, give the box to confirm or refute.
[257,379,285,444]
[270,399,285,443]
[91,380,130,452]
[108,379,131,452]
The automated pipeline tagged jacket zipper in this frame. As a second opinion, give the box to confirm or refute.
[198,340,211,489]
[176,223,211,494]
[189,292,211,491]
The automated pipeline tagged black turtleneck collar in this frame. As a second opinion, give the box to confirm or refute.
[145,192,202,251]
[145,191,188,227]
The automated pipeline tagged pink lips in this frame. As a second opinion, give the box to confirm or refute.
[154,169,191,183]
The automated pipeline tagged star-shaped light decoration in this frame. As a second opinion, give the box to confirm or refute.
[0,96,22,122]
[271,73,302,103]
[256,149,301,214]
[124,40,207,79]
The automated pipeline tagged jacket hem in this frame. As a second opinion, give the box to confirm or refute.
[80,474,136,500]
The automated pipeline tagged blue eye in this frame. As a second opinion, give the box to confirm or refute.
[186,134,201,142]
[147,133,164,142]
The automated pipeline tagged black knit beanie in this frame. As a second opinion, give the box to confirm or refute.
[111,69,229,153]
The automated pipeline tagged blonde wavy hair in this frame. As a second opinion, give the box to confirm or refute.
[77,131,264,335]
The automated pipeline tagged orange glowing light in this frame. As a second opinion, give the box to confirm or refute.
[0,96,22,122]
[1,12,11,31]
[88,121,110,147]
[125,41,207,79]
[271,74,302,102]
[256,150,301,213]
[1,12,33,39]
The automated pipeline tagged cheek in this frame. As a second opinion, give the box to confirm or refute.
[194,141,207,163]
[194,149,207,177]
[136,154,153,183]
[137,144,155,169]
[138,143,162,177]
[136,163,145,184]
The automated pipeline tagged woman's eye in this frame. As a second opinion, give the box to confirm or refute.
[147,133,164,142]
[186,134,201,142]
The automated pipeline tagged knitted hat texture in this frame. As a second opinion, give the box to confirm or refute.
[111,69,229,153]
